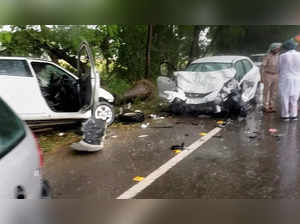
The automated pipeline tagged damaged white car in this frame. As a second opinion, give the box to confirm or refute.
[157,56,261,115]
[0,42,115,127]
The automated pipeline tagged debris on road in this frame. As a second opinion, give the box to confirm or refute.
[170,143,185,151]
[174,150,182,154]
[58,132,65,137]
[111,135,118,138]
[269,128,278,134]
[138,135,149,138]
[150,114,165,120]
[200,132,208,136]
[133,176,145,182]
[141,123,150,129]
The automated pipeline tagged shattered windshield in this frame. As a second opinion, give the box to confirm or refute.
[185,62,233,72]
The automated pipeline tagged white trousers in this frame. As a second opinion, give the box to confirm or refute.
[280,94,299,118]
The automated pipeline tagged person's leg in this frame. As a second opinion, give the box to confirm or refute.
[290,95,299,118]
[270,75,279,112]
[280,90,290,118]
[263,73,272,111]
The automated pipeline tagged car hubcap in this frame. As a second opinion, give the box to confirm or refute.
[95,105,113,123]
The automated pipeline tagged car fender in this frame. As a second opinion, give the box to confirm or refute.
[97,88,114,103]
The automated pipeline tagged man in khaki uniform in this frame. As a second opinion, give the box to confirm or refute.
[261,43,282,113]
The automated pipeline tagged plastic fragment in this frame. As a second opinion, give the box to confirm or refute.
[138,135,149,138]
[269,128,278,133]
[133,176,144,182]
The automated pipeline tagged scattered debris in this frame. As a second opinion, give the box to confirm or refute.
[150,114,165,120]
[138,135,149,138]
[58,132,65,137]
[141,123,150,129]
[170,143,185,151]
[111,135,118,138]
[200,132,208,136]
[174,150,182,154]
[133,176,145,182]
[269,128,278,133]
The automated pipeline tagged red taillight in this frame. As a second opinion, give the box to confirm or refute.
[33,134,43,168]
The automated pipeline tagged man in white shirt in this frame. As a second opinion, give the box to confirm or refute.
[279,39,300,121]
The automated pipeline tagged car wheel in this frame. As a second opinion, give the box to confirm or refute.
[94,102,115,126]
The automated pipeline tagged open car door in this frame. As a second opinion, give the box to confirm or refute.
[77,41,98,114]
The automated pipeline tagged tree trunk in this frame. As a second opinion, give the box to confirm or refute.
[188,25,202,64]
[145,24,153,78]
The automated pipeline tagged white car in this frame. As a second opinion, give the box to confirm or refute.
[0,42,115,127]
[157,55,261,115]
[0,97,50,198]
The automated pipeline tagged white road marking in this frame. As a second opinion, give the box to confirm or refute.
[117,127,222,199]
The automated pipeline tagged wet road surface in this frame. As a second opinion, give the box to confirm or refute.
[44,106,300,199]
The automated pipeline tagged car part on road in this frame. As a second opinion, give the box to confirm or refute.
[71,118,106,152]
[118,112,145,123]
[170,143,185,151]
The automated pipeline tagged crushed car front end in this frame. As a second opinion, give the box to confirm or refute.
[157,67,245,115]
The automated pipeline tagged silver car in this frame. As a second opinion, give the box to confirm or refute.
[157,56,261,115]
[0,97,50,199]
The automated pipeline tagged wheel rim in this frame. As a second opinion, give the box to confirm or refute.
[95,105,113,123]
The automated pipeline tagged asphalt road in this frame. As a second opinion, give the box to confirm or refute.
[44,105,300,199]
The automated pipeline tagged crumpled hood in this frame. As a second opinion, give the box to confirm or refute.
[174,68,236,94]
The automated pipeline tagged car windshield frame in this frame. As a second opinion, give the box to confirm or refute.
[185,62,233,72]
[0,98,26,159]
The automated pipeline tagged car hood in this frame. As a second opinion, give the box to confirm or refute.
[174,68,236,94]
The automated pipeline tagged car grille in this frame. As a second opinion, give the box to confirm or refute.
[185,92,212,98]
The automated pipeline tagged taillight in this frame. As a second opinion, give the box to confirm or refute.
[33,134,43,168]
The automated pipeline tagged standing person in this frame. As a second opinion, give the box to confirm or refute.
[279,39,300,121]
[261,43,281,113]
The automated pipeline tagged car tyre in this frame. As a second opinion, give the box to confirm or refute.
[118,112,145,123]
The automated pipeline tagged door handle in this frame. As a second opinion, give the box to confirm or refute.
[15,186,26,199]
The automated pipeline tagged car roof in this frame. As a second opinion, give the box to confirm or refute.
[0,56,49,62]
[191,55,249,64]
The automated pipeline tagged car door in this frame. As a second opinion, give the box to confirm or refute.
[0,59,52,120]
[240,59,260,102]
[77,41,98,115]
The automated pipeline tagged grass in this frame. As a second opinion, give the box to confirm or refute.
[37,130,81,153]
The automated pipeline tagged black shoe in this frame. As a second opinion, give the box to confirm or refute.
[290,117,298,121]
[280,117,290,122]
